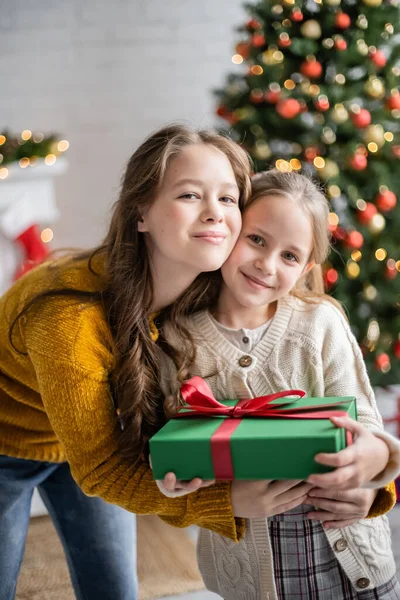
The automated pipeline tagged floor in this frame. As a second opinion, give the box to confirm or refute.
[164,505,400,600]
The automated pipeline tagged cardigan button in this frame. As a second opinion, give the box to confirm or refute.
[356,578,370,589]
[334,538,348,552]
[239,355,252,367]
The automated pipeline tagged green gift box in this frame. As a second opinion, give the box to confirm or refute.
[149,377,357,481]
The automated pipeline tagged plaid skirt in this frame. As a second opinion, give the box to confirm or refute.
[269,504,400,600]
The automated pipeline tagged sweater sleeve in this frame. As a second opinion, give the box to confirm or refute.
[321,303,398,517]
[22,305,244,542]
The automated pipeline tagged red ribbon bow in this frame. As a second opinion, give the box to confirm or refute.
[177,376,351,479]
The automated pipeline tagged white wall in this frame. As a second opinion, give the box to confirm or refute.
[1,0,245,248]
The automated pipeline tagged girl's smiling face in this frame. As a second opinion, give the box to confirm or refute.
[138,143,242,278]
[218,194,314,323]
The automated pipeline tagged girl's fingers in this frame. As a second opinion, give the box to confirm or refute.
[200,479,216,488]
[329,415,365,435]
[313,445,355,468]
[307,464,356,488]
[277,482,313,504]
[307,499,354,514]
[323,518,359,529]
[163,472,178,491]
[271,479,304,494]
[179,477,203,491]
[276,494,309,516]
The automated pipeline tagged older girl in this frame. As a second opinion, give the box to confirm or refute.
[0,124,261,600]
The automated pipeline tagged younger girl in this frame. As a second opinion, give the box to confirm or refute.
[159,169,400,599]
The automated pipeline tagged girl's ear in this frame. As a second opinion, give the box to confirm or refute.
[303,260,315,274]
[137,217,148,233]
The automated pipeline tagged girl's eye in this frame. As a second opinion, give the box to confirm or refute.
[220,196,237,204]
[248,234,265,246]
[282,251,299,262]
[179,193,199,200]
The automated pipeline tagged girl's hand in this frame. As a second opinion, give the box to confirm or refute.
[231,479,313,519]
[149,455,215,498]
[306,416,390,490]
[306,487,378,529]
[161,472,216,496]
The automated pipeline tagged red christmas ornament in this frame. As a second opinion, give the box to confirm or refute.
[304,146,319,162]
[250,89,265,104]
[386,93,400,110]
[350,109,371,128]
[376,189,397,212]
[216,105,228,117]
[265,89,280,104]
[291,9,303,22]
[344,231,364,249]
[235,42,250,59]
[314,97,330,111]
[278,36,292,48]
[252,33,266,47]
[300,59,323,79]
[216,106,237,124]
[386,265,397,280]
[246,18,262,30]
[349,153,368,171]
[276,98,301,119]
[335,38,347,51]
[375,353,390,371]
[332,226,346,241]
[357,202,377,225]
[335,12,351,29]
[392,145,400,158]
[370,49,387,69]
[298,99,308,113]
[394,340,400,359]
[325,268,339,287]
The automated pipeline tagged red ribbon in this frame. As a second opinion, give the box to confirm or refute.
[177,376,352,479]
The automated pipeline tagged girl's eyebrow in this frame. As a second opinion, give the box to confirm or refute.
[172,178,239,191]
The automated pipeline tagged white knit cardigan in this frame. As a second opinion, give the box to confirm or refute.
[160,296,399,600]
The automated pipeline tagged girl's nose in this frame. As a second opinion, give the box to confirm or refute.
[201,199,224,223]
[255,255,276,275]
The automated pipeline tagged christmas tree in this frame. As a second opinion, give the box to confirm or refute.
[215,0,400,385]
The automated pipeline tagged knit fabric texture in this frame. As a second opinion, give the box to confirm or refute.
[0,256,243,542]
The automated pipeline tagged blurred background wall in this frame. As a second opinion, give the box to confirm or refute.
[0,0,244,248]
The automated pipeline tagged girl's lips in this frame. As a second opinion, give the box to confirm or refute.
[241,271,274,289]
[193,232,227,245]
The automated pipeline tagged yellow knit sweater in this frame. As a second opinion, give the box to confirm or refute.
[0,256,395,540]
[0,255,242,541]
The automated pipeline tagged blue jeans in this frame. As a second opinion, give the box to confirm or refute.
[0,455,138,600]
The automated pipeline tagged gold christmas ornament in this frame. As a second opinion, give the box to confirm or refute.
[362,0,382,6]
[322,38,335,49]
[331,103,349,124]
[356,14,368,29]
[321,127,336,144]
[357,39,369,56]
[364,76,385,99]
[364,284,378,301]
[368,213,386,234]
[324,0,341,5]
[300,20,322,39]
[363,124,385,148]
[262,48,283,65]
[253,140,271,160]
[346,262,360,279]
[317,158,340,180]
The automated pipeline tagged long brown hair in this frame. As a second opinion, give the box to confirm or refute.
[249,169,344,310]
[9,124,252,462]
